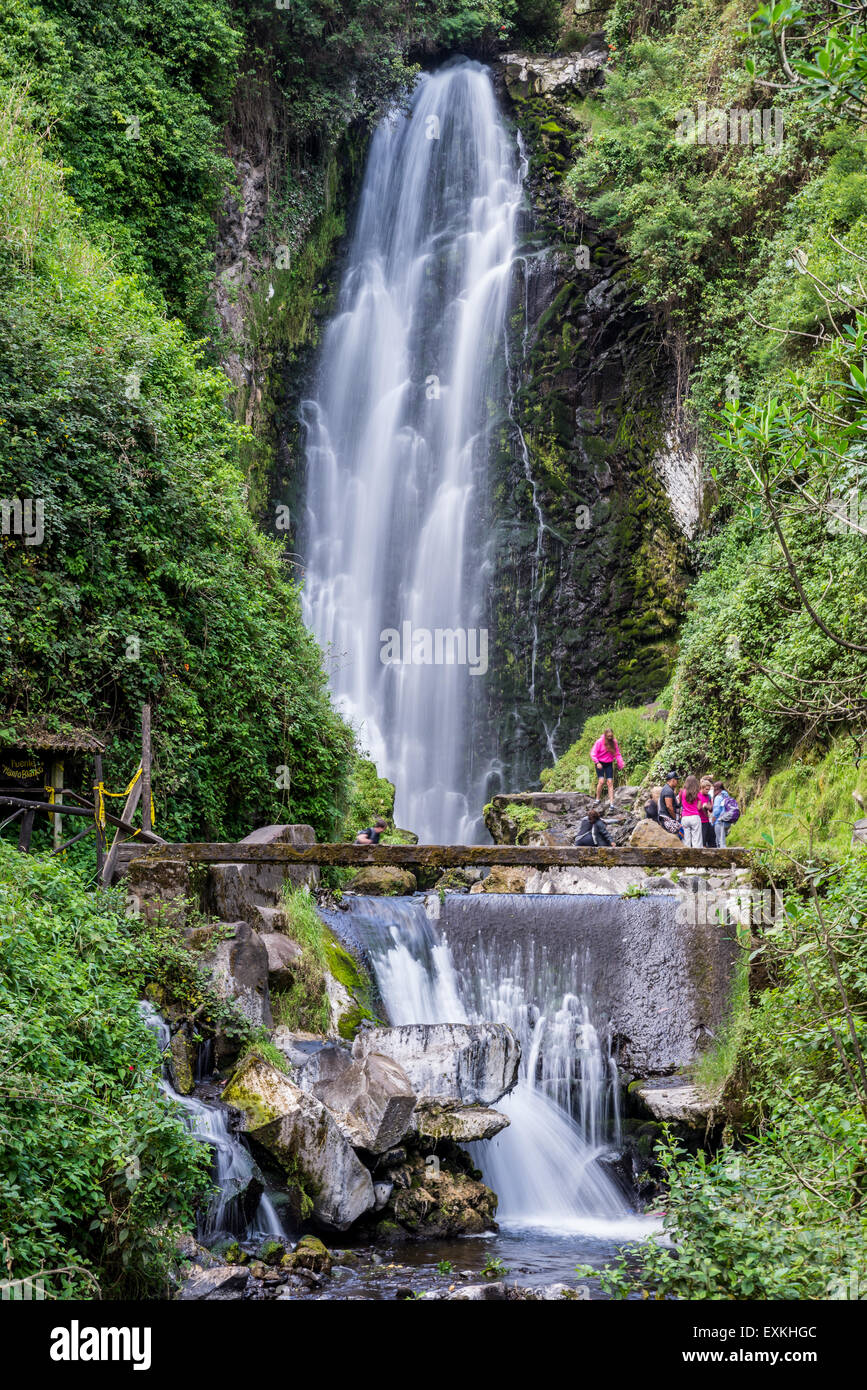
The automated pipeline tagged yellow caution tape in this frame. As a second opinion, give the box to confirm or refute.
[93,766,155,832]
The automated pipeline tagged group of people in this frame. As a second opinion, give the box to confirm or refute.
[571,727,740,850]
[647,771,739,847]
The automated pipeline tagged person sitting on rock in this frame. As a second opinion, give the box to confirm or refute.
[657,772,683,838]
[574,809,613,847]
[590,728,625,810]
[645,786,662,822]
[355,817,387,845]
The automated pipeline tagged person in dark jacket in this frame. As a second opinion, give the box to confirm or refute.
[574,809,613,847]
[355,817,387,845]
[645,785,661,822]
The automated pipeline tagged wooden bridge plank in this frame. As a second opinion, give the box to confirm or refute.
[137,842,750,869]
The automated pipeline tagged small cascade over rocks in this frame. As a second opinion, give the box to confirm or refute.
[138,1001,282,1242]
[335,894,658,1236]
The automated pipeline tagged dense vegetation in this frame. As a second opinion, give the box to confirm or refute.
[558,0,867,794]
[580,851,867,1299]
[554,0,867,1300]
[0,842,223,1298]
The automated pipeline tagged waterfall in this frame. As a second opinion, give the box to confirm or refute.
[302,60,523,841]
[138,1002,283,1242]
[328,896,649,1236]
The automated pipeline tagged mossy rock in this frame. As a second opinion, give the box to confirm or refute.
[282,1235,332,1275]
[346,866,417,896]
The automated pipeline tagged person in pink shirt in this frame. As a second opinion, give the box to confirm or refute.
[680,774,705,849]
[590,728,625,810]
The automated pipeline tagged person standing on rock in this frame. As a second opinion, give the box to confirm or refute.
[574,808,614,847]
[680,775,705,849]
[590,728,624,810]
[699,776,715,848]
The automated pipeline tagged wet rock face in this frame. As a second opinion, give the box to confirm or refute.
[438,893,740,1075]
[478,66,689,795]
[194,920,272,1031]
[222,1054,376,1231]
[299,1046,418,1153]
[372,1146,499,1241]
[484,787,640,849]
[352,1023,521,1107]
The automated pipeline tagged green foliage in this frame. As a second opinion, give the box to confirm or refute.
[540,704,667,788]
[0,0,242,328]
[734,739,867,858]
[340,757,396,840]
[0,843,213,1299]
[272,886,378,1038]
[271,888,332,1035]
[582,853,867,1299]
[501,802,548,843]
[0,89,354,842]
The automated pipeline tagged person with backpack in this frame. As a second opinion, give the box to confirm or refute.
[590,728,625,810]
[711,782,739,846]
[574,808,614,847]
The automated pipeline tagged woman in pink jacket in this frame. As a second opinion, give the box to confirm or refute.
[590,729,625,810]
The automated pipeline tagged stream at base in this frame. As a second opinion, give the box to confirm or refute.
[324,893,663,1278]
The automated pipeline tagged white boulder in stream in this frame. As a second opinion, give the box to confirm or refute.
[222,1055,375,1230]
[299,1046,417,1153]
[352,1023,520,1106]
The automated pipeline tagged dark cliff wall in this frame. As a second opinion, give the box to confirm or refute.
[480,65,689,796]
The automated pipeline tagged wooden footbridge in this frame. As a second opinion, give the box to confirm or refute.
[136,842,749,870]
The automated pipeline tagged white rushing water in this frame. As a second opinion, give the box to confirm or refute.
[302,61,523,841]
[338,896,656,1238]
[138,1002,282,1241]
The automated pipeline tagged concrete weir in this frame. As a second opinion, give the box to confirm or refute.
[432,892,742,1076]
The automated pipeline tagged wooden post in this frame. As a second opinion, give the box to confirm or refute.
[93,753,105,880]
[100,768,143,886]
[51,757,64,851]
[17,808,35,852]
[141,703,152,837]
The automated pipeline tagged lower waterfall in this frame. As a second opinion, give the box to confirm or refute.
[333,894,657,1238]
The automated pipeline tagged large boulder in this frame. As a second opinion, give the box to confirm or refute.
[469,866,528,894]
[175,1266,251,1301]
[353,1023,520,1107]
[299,1046,417,1153]
[374,1148,498,1240]
[852,818,867,847]
[260,932,302,990]
[630,817,680,850]
[207,824,318,925]
[125,858,191,928]
[413,1101,510,1142]
[635,1082,719,1128]
[188,920,272,1029]
[346,866,417,896]
[222,1054,375,1230]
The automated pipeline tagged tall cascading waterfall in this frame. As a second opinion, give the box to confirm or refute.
[326,896,648,1235]
[302,61,523,841]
